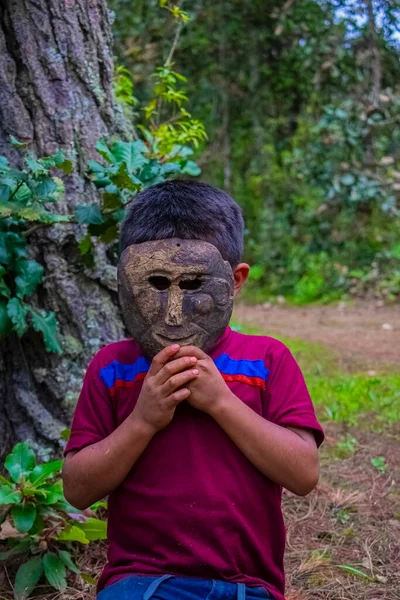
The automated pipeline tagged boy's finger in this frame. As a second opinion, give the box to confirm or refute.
[148,344,180,376]
[161,368,199,394]
[172,345,208,361]
[155,356,198,386]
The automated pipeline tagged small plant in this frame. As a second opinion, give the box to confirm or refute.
[334,434,358,459]
[0,443,106,599]
[370,456,388,472]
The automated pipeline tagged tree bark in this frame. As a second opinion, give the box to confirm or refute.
[0,0,126,458]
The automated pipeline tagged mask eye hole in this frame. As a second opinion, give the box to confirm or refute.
[179,278,202,291]
[149,276,170,291]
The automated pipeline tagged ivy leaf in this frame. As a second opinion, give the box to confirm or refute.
[25,155,48,176]
[58,159,73,174]
[103,191,122,211]
[75,204,106,225]
[30,309,62,354]
[0,184,12,202]
[0,485,22,504]
[7,298,28,336]
[14,556,43,600]
[100,224,118,244]
[15,260,43,299]
[110,163,142,191]
[11,504,37,533]
[42,552,67,591]
[10,136,27,149]
[56,525,90,544]
[0,277,11,299]
[33,177,58,200]
[111,140,148,172]
[58,550,80,574]
[5,443,36,483]
[181,160,201,176]
[0,155,9,169]
[78,233,92,256]
[161,162,181,175]
[28,460,62,487]
[0,302,12,337]
[95,140,114,163]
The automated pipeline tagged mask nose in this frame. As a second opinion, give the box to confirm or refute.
[165,285,184,326]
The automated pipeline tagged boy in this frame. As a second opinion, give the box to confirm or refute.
[63,181,324,600]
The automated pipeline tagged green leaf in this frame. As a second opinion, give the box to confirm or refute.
[60,428,71,441]
[110,162,142,191]
[87,160,105,174]
[56,525,90,544]
[14,556,43,600]
[103,191,122,211]
[58,550,80,574]
[0,302,13,337]
[337,564,373,580]
[5,444,36,483]
[181,160,201,176]
[100,224,118,244]
[0,485,22,504]
[11,504,37,533]
[161,162,181,175]
[58,159,73,174]
[74,517,107,541]
[111,140,148,171]
[38,481,64,505]
[29,460,62,486]
[42,552,67,591]
[0,184,12,202]
[7,298,28,336]
[78,234,92,256]
[0,155,9,169]
[10,136,27,149]
[95,140,114,163]
[15,260,43,299]
[33,177,58,200]
[75,204,106,225]
[25,155,47,176]
[30,309,62,354]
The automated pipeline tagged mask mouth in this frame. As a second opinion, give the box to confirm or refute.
[152,327,206,346]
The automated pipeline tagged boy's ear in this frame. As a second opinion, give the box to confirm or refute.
[232,263,250,297]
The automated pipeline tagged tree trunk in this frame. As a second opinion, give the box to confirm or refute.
[0,0,126,458]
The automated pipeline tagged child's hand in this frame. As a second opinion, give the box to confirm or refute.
[172,346,233,415]
[131,345,199,433]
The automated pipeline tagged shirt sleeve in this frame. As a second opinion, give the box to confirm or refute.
[265,346,324,447]
[64,352,117,455]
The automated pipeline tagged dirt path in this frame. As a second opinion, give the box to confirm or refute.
[234,301,400,372]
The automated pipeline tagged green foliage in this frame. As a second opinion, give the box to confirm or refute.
[0,146,69,351]
[109,0,400,303]
[370,456,388,472]
[0,443,107,598]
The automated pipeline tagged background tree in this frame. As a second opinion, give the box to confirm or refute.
[0,0,125,457]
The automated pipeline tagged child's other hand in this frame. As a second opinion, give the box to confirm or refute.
[172,346,233,415]
[131,345,199,433]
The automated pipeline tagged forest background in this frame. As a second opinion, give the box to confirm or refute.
[0,1,399,599]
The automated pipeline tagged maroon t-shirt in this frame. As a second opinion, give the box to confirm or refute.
[65,327,324,600]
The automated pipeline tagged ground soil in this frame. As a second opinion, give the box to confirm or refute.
[234,300,400,372]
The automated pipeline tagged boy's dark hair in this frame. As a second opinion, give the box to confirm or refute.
[120,180,244,267]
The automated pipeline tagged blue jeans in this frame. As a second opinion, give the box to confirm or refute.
[97,575,273,600]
